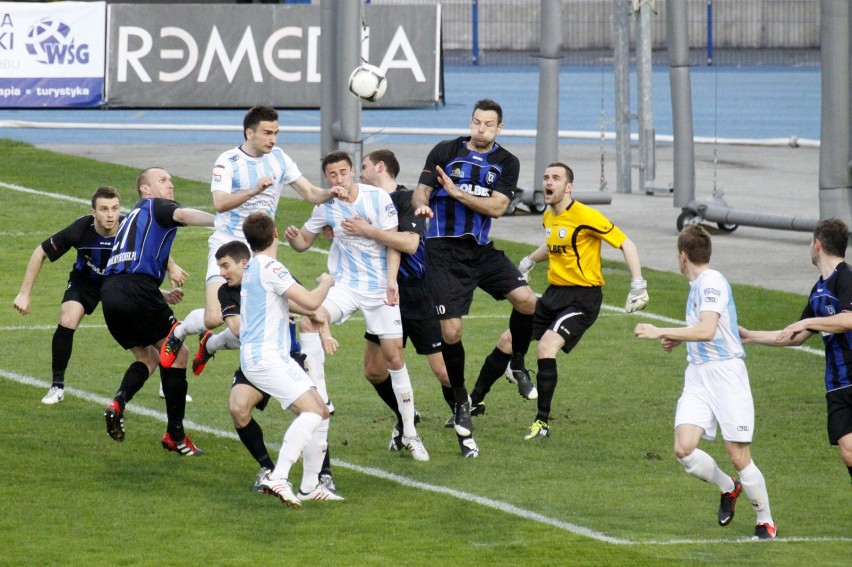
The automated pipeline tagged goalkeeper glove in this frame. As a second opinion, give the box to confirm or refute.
[625,278,649,313]
[518,256,536,282]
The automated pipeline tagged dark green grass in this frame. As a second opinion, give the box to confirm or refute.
[1,140,850,565]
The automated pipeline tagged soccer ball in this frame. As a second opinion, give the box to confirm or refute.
[348,64,388,103]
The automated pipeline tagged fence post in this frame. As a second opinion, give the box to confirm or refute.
[472,0,480,65]
[706,0,714,65]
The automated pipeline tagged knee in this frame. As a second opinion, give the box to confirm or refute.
[512,288,537,315]
[496,330,513,352]
[229,399,252,428]
[674,442,694,461]
[204,312,223,330]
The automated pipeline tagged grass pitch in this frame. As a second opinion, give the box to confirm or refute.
[0,140,849,566]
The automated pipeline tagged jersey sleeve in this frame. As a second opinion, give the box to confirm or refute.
[417,139,454,188]
[277,149,303,185]
[491,151,520,200]
[302,203,329,235]
[588,208,627,249]
[260,257,296,296]
[40,216,90,262]
[376,190,399,231]
[698,271,728,316]
[152,199,184,227]
[210,151,234,195]
[218,284,241,319]
[394,190,423,236]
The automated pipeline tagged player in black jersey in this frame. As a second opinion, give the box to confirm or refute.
[740,218,852,485]
[351,149,479,458]
[101,168,214,456]
[412,99,538,436]
[14,187,122,404]
[13,187,185,405]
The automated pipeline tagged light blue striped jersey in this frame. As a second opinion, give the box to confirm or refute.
[211,146,302,240]
[304,183,398,295]
[239,254,296,369]
[685,268,745,364]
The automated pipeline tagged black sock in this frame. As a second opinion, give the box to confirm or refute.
[321,439,332,475]
[441,385,456,411]
[535,358,558,423]
[441,341,466,390]
[848,465,852,484]
[115,361,149,409]
[160,366,187,440]
[509,309,534,361]
[51,325,75,387]
[236,418,274,469]
[471,347,511,404]
[372,375,402,423]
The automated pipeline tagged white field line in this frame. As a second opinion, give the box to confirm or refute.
[2,367,849,545]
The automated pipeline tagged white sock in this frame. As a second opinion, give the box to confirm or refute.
[301,333,329,403]
[738,460,773,524]
[299,418,330,494]
[389,365,416,437]
[678,449,734,491]
[180,308,207,337]
[207,328,239,354]
[272,412,322,482]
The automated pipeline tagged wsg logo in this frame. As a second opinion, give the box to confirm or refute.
[25,17,90,65]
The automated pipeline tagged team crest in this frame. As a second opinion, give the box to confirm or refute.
[452,167,463,178]
[558,228,566,239]
[827,305,836,316]
[545,228,551,237]
[486,171,496,185]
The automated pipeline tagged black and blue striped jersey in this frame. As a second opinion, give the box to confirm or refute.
[391,185,426,282]
[41,214,122,282]
[418,136,519,245]
[105,198,182,285]
[802,261,852,391]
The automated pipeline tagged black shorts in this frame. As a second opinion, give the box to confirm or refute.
[425,237,527,319]
[62,271,102,315]
[826,384,852,445]
[101,274,175,350]
[232,368,271,412]
[533,285,602,354]
[365,277,442,355]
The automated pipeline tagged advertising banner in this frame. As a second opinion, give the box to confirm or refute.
[0,1,106,107]
[106,4,439,108]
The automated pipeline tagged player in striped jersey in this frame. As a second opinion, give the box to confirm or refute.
[239,212,341,505]
[412,99,538,438]
[161,105,348,370]
[635,225,776,540]
[286,151,430,462]
[101,168,214,456]
[352,149,478,457]
[739,218,852,486]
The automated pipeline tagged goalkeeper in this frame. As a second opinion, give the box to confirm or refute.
[470,162,648,441]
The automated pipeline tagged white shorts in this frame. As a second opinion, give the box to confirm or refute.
[675,358,755,443]
[206,230,244,283]
[322,285,403,339]
[242,355,314,410]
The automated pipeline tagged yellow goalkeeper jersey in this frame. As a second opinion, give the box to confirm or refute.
[543,200,627,287]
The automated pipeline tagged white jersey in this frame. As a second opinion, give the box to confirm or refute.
[685,268,745,365]
[239,254,296,370]
[304,183,398,295]
[211,146,302,240]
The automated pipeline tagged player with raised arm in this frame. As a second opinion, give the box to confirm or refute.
[160,105,348,369]
[634,225,776,540]
[101,168,213,456]
[286,150,430,461]
[739,218,852,485]
[13,187,186,405]
[240,212,341,506]
[412,99,538,440]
